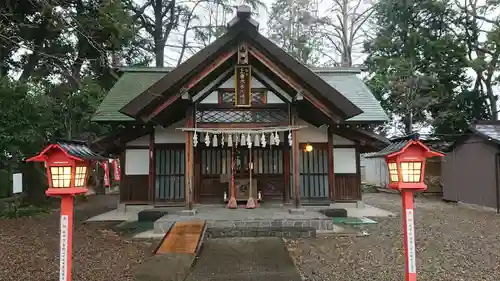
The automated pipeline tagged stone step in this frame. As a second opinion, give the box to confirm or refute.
[154,218,339,236]
[206,226,316,238]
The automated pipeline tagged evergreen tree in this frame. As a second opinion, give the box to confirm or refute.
[365,0,475,136]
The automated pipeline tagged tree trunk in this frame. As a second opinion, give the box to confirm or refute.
[154,0,165,67]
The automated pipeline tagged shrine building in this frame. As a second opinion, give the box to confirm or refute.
[92,6,389,209]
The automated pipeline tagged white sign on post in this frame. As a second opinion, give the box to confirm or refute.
[12,173,23,194]
[405,209,417,274]
[60,215,69,281]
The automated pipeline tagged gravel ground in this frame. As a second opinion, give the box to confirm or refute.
[0,195,154,281]
[285,192,500,281]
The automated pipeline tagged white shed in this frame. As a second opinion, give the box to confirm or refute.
[360,153,389,188]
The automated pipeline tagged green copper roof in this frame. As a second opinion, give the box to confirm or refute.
[92,70,168,121]
[320,72,388,122]
[92,67,387,122]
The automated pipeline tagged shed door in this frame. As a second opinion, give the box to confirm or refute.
[292,146,329,201]
[156,148,185,201]
[442,153,458,202]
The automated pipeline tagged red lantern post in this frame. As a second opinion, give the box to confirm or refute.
[27,140,106,281]
[372,135,444,281]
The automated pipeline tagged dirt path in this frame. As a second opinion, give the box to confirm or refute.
[185,238,302,281]
[0,194,154,281]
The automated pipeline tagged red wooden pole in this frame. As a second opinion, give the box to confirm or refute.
[59,195,75,281]
[227,146,237,209]
[402,190,417,281]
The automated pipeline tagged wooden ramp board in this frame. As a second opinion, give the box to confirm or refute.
[156,220,206,255]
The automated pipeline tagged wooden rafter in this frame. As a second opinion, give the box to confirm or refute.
[145,48,237,122]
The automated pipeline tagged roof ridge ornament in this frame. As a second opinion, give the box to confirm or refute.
[227,5,259,30]
[236,5,251,19]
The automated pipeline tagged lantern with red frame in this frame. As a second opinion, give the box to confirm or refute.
[26,139,106,281]
[27,139,105,194]
[365,134,444,281]
[383,136,444,192]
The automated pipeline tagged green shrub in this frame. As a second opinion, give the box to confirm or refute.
[75,194,88,203]
[0,200,50,219]
[0,169,11,198]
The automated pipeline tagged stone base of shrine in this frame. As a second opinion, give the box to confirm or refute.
[152,204,346,235]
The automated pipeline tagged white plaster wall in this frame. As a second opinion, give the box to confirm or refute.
[126,120,186,146]
[296,119,355,145]
[125,149,149,175]
[201,92,219,103]
[266,92,283,103]
[334,148,357,174]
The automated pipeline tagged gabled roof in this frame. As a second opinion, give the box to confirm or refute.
[118,5,362,121]
[470,121,500,144]
[56,139,107,160]
[92,67,386,122]
[318,70,387,122]
[364,140,411,158]
[27,139,106,162]
[364,133,443,158]
[449,120,500,150]
[93,69,170,122]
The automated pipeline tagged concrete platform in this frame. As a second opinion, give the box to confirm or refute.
[150,203,393,234]
[152,205,333,234]
[85,205,153,222]
[85,202,394,238]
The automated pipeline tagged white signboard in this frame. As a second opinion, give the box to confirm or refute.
[405,209,416,274]
[12,173,22,194]
[60,215,69,281]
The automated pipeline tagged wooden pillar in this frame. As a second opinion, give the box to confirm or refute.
[185,107,194,210]
[327,126,335,201]
[194,146,201,204]
[119,151,127,202]
[355,143,362,200]
[291,107,301,208]
[283,147,290,203]
[148,126,156,203]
